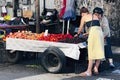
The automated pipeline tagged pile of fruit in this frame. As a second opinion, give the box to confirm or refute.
[2,30,73,42]
[2,30,86,43]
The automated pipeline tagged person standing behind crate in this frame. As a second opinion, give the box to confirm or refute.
[74,7,105,76]
[99,12,115,68]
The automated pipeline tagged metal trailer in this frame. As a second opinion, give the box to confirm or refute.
[3,38,87,73]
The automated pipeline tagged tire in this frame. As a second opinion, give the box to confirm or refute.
[5,51,22,63]
[41,46,66,73]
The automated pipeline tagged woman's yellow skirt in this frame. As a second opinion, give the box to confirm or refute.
[88,26,105,60]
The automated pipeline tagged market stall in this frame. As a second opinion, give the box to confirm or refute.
[0,0,88,73]
[0,30,87,73]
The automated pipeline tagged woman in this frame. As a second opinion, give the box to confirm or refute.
[75,7,105,76]
[100,14,115,68]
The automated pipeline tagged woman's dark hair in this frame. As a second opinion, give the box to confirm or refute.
[93,7,104,15]
[80,7,89,15]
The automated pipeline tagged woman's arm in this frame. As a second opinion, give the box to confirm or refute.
[77,16,85,35]
[74,16,85,37]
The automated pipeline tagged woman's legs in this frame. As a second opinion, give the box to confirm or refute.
[93,60,101,73]
[108,58,115,68]
[105,37,115,68]
[86,60,93,74]
[79,60,93,76]
[109,58,113,63]
[79,59,101,76]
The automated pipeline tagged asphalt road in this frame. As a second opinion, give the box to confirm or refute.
[0,53,120,80]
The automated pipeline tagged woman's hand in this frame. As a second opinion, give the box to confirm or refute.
[83,32,88,37]
[74,34,79,37]
[104,36,107,39]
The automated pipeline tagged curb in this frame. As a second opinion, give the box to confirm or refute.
[111,46,120,54]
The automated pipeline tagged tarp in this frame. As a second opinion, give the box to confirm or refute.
[6,38,87,60]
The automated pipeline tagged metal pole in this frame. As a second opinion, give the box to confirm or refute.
[43,0,45,10]
[67,20,70,34]
[35,0,40,33]
[62,20,65,34]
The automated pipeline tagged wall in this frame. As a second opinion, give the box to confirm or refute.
[105,0,120,46]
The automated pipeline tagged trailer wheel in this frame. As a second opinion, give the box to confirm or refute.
[5,51,22,63]
[41,46,66,73]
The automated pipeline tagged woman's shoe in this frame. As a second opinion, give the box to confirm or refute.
[93,66,99,75]
[92,70,99,75]
[110,63,115,68]
[79,72,92,77]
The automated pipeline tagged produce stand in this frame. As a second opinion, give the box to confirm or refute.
[5,38,87,73]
